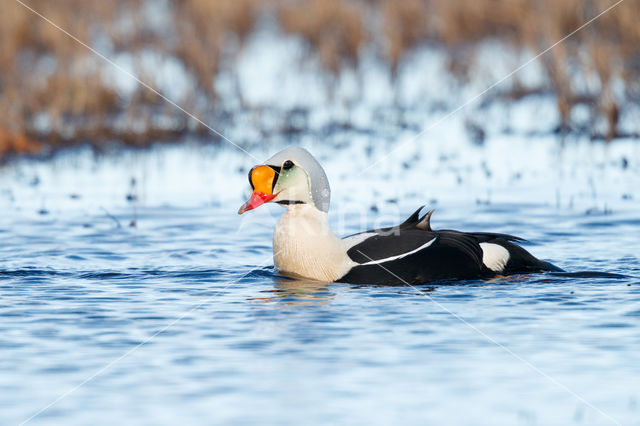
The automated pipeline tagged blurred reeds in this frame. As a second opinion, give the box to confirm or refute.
[1,0,639,159]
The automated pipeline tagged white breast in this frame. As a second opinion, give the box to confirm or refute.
[273,205,354,282]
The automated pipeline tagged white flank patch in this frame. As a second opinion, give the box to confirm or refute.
[480,242,510,272]
[360,238,436,265]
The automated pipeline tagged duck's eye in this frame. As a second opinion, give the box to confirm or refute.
[283,160,294,170]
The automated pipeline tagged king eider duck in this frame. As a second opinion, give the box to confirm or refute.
[238,147,562,284]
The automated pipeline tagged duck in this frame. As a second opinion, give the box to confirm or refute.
[238,146,562,285]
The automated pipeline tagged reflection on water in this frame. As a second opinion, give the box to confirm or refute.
[251,275,334,306]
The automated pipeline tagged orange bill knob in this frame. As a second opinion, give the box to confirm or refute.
[238,165,278,214]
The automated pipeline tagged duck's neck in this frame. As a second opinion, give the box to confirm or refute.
[273,204,351,282]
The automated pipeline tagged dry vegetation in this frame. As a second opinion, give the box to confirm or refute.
[278,0,367,74]
[0,0,262,159]
[1,0,639,160]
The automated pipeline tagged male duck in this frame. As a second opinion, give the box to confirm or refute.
[238,147,561,284]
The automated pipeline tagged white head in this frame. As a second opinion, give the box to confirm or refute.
[238,146,331,214]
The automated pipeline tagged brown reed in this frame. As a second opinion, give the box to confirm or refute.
[1,0,638,160]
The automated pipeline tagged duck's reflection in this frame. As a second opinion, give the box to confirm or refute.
[251,274,335,306]
[250,273,445,306]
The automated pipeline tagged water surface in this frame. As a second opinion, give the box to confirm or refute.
[1,144,639,425]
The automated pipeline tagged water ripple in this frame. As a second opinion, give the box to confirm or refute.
[1,194,639,425]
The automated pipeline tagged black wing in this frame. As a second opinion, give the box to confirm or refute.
[340,229,487,285]
[341,207,488,284]
[344,206,485,266]
[346,229,438,263]
[338,206,560,285]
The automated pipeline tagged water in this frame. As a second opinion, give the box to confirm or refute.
[1,141,639,426]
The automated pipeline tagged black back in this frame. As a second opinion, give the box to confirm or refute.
[338,206,561,285]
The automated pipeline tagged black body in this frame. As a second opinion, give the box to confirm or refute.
[337,207,562,285]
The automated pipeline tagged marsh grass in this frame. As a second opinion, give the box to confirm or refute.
[1,0,639,160]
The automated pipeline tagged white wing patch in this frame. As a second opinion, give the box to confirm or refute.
[360,238,437,265]
[342,232,377,249]
[480,242,510,272]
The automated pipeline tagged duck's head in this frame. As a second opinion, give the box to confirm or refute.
[238,146,330,214]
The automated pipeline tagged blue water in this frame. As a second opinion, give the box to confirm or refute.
[1,147,640,426]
